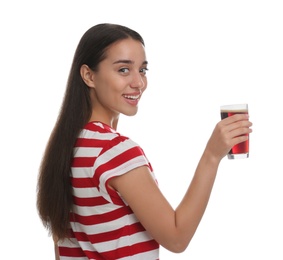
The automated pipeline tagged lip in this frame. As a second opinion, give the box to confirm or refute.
[122,92,142,106]
[122,90,142,99]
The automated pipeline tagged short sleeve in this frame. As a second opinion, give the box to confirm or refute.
[93,136,150,204]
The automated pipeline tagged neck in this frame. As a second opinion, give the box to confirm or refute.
[88,113,119,130]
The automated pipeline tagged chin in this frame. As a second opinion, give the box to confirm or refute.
[123,109,138,117]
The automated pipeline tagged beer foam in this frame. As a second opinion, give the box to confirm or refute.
[220,103,248,112]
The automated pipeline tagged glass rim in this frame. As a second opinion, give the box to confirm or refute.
[220,103,248,111]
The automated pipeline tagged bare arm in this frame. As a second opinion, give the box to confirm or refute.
[53,236,59,260]
[109,114,252,253]
[54,243,59,260]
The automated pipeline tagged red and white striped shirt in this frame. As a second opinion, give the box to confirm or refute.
[58,121,159,259]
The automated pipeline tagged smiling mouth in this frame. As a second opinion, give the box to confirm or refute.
[122,94,141,100]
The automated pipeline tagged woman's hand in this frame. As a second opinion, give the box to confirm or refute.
[205,114,253,161]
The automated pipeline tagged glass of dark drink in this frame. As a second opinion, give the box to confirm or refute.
[220,104,249,159]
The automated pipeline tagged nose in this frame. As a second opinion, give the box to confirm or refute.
[130,71,146,89]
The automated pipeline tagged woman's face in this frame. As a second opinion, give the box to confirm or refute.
[91,38,148,120]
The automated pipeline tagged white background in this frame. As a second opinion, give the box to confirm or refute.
[1,0,282,259]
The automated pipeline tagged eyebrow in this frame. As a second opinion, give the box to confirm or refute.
[113,59,148,65]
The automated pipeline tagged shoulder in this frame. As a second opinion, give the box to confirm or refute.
[75,121,145,158]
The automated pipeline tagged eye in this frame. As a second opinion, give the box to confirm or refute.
[118,67,130,74]
[140,67,148,75]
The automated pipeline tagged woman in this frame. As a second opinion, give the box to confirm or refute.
[37,23,252,259]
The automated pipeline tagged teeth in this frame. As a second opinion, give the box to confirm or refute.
[123,95,140,100]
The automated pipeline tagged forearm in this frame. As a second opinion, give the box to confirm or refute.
[174,150,220,250]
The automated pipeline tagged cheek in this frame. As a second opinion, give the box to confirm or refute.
[95,73,128,97]
[143,79,148,91]
[97,83,121,102]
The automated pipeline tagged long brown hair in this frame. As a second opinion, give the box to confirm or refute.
[36,23,145,240]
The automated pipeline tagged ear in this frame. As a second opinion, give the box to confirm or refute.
[80,64,95,88]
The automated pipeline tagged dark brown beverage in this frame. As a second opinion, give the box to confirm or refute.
[220,104,249,159]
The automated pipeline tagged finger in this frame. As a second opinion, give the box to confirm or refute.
[231,134,250,147]
[229,127,252,139]
[222,119,252,135]
[221,114,249,125]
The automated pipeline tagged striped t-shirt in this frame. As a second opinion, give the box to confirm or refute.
[58,121,159,259]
